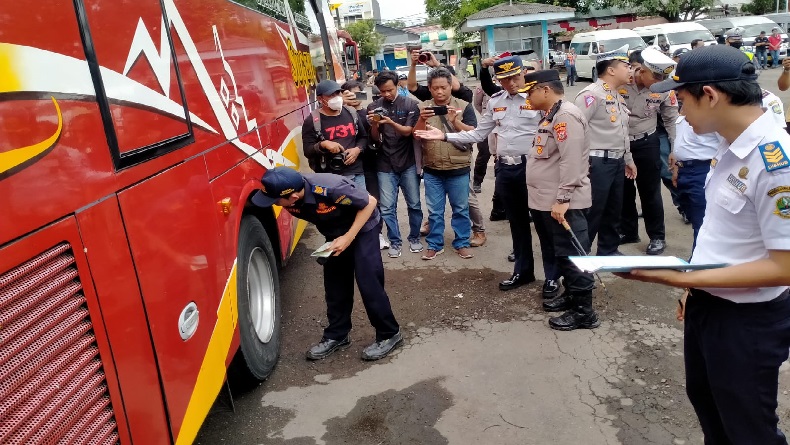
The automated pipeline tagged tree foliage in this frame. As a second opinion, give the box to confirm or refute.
[742,0,775,15]
[345,19,386,58]
[610,0,714,21]
[383,19,407,28]
[425,0,603,43]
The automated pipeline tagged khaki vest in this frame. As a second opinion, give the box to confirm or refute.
[421,97,472,171]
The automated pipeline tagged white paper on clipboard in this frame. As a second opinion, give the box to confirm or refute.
[569,256,727,273]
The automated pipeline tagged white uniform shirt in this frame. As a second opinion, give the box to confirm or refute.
[673,116,722,161]
[691,110,790,303]
[447,90,541,157]
[762,89,786,128]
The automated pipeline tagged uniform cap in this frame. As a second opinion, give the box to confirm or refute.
[641,47,676,75]
[596,45,629,63]
[519,70,561,92]
[650,45,757,93]
[725,27,744,40]
[251,167,305,207]
[672,47,690,58]
[316,79,342,96]
[493,56,524,79]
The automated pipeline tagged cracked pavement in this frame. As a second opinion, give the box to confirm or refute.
[196,73,790,444]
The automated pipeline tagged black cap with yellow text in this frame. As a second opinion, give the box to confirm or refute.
[251,167,305,207]
[493,56,524,79]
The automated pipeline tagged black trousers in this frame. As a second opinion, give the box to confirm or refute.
[621,132,665,241]
[496,160,534,278]
[532,209,593,291]
[473,140,491,185]
[685,289,790,444]
[492,160,506,215]
[587,156,624,255]
[323,223,399,341]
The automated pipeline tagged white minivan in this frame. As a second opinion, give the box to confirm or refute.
[569,29,646,81]
[633,22,716,54]
[696,16,787,58]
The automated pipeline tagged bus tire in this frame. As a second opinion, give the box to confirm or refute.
[234,215,281,385]
[591,68,598,83]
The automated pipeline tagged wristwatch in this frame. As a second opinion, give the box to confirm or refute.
[442,133,448,142]
[556,198,571,204]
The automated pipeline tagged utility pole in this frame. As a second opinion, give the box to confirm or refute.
[308,0,336,80]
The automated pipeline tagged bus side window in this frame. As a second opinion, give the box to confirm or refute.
[80,0,193,169]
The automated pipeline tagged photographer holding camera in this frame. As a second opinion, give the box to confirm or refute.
[368,70,423,258]
[302,80,368,188]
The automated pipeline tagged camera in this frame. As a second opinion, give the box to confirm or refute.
[370,107,388,122]
[328,151,347,171]
[418,51,432,63]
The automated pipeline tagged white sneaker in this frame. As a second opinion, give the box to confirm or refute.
[379,234,390,250]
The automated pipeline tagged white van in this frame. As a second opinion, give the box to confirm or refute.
[633,22,716,54]
[569,29,647,80]
[696,16,787,58]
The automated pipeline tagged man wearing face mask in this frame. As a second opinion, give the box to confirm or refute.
[302,80,368,187]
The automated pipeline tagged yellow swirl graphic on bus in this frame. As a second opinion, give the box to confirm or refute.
[0,97,63,176]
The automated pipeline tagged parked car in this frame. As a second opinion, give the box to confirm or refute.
[696,16,788,60]
[395,65,431,84]
[549,50,566,68]
[634,22,716,54]
[569,29,646,81]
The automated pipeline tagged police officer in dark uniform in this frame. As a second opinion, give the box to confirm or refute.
[252,167,402,361]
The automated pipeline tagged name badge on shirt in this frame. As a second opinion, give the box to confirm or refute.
[759,142,790,172]
[493,107,507,112]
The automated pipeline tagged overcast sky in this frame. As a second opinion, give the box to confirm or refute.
[379,0,427,23]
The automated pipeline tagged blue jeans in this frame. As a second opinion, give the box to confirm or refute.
[377,165,422,247]
[676,160,710,249]
[770,49,780,67]
[756,50,768,68]
[344,173,367,191]
[423,171,471,250]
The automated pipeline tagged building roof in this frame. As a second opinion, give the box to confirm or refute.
[467,2,575,21]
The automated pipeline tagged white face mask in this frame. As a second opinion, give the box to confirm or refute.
[327,96,344,111]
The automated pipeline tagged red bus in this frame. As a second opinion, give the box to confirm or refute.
[0,0,342,443]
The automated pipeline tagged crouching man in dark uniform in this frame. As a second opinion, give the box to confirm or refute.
[252,167,402,361]
[520,70,600,330]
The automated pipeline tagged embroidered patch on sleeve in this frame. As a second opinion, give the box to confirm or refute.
[759,142,790,172]
[554,122,567,142]
[313,185,329,196]
[584,95,595,108]
[669,90,677,106]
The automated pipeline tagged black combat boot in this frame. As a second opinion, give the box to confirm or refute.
[548,291,600,331]
[542,290,572,312]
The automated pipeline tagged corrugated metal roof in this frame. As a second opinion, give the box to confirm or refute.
[467,2,575,20]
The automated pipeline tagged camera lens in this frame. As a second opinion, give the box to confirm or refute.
[418,53,430,63]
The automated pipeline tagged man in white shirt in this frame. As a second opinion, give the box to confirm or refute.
[620,45,790,444]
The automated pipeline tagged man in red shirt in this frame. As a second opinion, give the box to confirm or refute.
[768,28,783,68]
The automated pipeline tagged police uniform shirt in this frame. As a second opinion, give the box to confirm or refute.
[673,116,722,161]
[527,101,592,211]
[691,110,790,302]
[762,89,786,128]
[285,173,380,240]
[447,89,542,157]
[621,83,678,143]
[574,80,632,163]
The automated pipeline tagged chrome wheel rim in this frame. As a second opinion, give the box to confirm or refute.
[247,247,275,343]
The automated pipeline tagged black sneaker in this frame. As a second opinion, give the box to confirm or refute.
[646,239,666,255]
[543,291,573,312]
[306,336,351,360]
[362,331,403,360]
[489,210,507,221]
[542,279,560,299]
